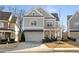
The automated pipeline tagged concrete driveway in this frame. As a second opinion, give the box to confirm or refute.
[12,41,42,50]
[0,41,42,52]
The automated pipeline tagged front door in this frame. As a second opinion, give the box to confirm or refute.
[5,32,11,39]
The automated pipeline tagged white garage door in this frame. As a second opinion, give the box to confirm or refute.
[24,32,43,42]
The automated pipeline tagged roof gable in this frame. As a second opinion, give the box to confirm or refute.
[67,15,72,20]
[25,9,43,17]
[51,13,59,21]
[68,11,79,21]
[36,7,55,19]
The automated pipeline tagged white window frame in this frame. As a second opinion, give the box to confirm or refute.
[0,22,4,28]
[74,22,79,28]
[46,21,53,27]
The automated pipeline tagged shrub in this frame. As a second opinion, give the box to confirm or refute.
[20,33,25,42]
[8,39,15,43]
[42,37,51,43]
[0,39,8,44]
[67,37,76,41]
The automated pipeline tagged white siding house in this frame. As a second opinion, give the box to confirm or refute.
[22,7,61,42]
[67,11,79,42]
[0,12,19,42]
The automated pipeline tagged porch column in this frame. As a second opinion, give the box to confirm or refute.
[4,32,5,39]
[58,31,59,37]
[55,30,56,38]
[50,29,51,39]
[60,29,62,39]
[15,31,19,42]
[43,30,44,39]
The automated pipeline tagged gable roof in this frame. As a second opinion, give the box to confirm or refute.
[24,9,43,17]
[0,12,11,20]
[67,15,72,20]
[67,11,79,21]
[36,7,55,19]
[51,13,59,21]
[10,16,17,23]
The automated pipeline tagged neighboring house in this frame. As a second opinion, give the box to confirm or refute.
[22,7,61,42]
[67,11,79,42]
[0,11,19,42]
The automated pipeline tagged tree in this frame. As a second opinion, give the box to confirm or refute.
[8,6,25,32]
[18,9,25,32]
[7,6,25,42]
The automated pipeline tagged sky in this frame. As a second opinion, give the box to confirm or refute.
[2,5,79,31]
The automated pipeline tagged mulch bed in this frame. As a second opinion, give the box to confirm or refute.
[45,41,79,48]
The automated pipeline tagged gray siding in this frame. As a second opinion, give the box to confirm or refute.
[37,8,54,18]
[26,10,43,17]
[23,17,43,28]
[70,13,79,29]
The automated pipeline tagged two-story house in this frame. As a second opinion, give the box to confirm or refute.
[22,7,61,42]
[0,11,19,43]
[67,11,79,42]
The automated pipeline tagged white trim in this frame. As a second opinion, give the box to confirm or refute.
[24,8,43,16]
[35,9,43,16]
[69,11,78,21]
[0,30,13,32]
[69,29,79,30]
[68,20,70,37]
[0,20,8,22]
[24,17,43,19]
[9,14,13,21]
[44,28,60,31]
[24,27,44,30]
[44,19,56,21]
[36,7,55,18]
[22,17,24,31]
[8,14,13,29]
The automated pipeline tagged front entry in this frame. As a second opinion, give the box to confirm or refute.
[44,30,60,39]
[5,32,11,39]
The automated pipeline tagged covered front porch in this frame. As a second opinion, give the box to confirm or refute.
[0,29,15,44]
[42,29,62,43]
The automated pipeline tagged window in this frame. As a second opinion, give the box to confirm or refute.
[47,22,52,27]
[74,22,79,28]
[11,32,15,39]
[31,21,37,26]
[33,13,35,16]
[0,22,4,28]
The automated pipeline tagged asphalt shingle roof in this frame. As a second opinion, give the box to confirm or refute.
[51,13,59,21]
[0,12,11,20]
[67,15,72,20]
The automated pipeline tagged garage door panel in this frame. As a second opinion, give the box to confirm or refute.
[24,32,43,42]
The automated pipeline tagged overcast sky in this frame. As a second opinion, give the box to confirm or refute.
[3,5,79,31]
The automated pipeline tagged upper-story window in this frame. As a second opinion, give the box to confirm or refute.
[33,13,35,16]
[74,22,79,28]
[47,22,52,27]
[31,21,37,26]
[0,22,4,28]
